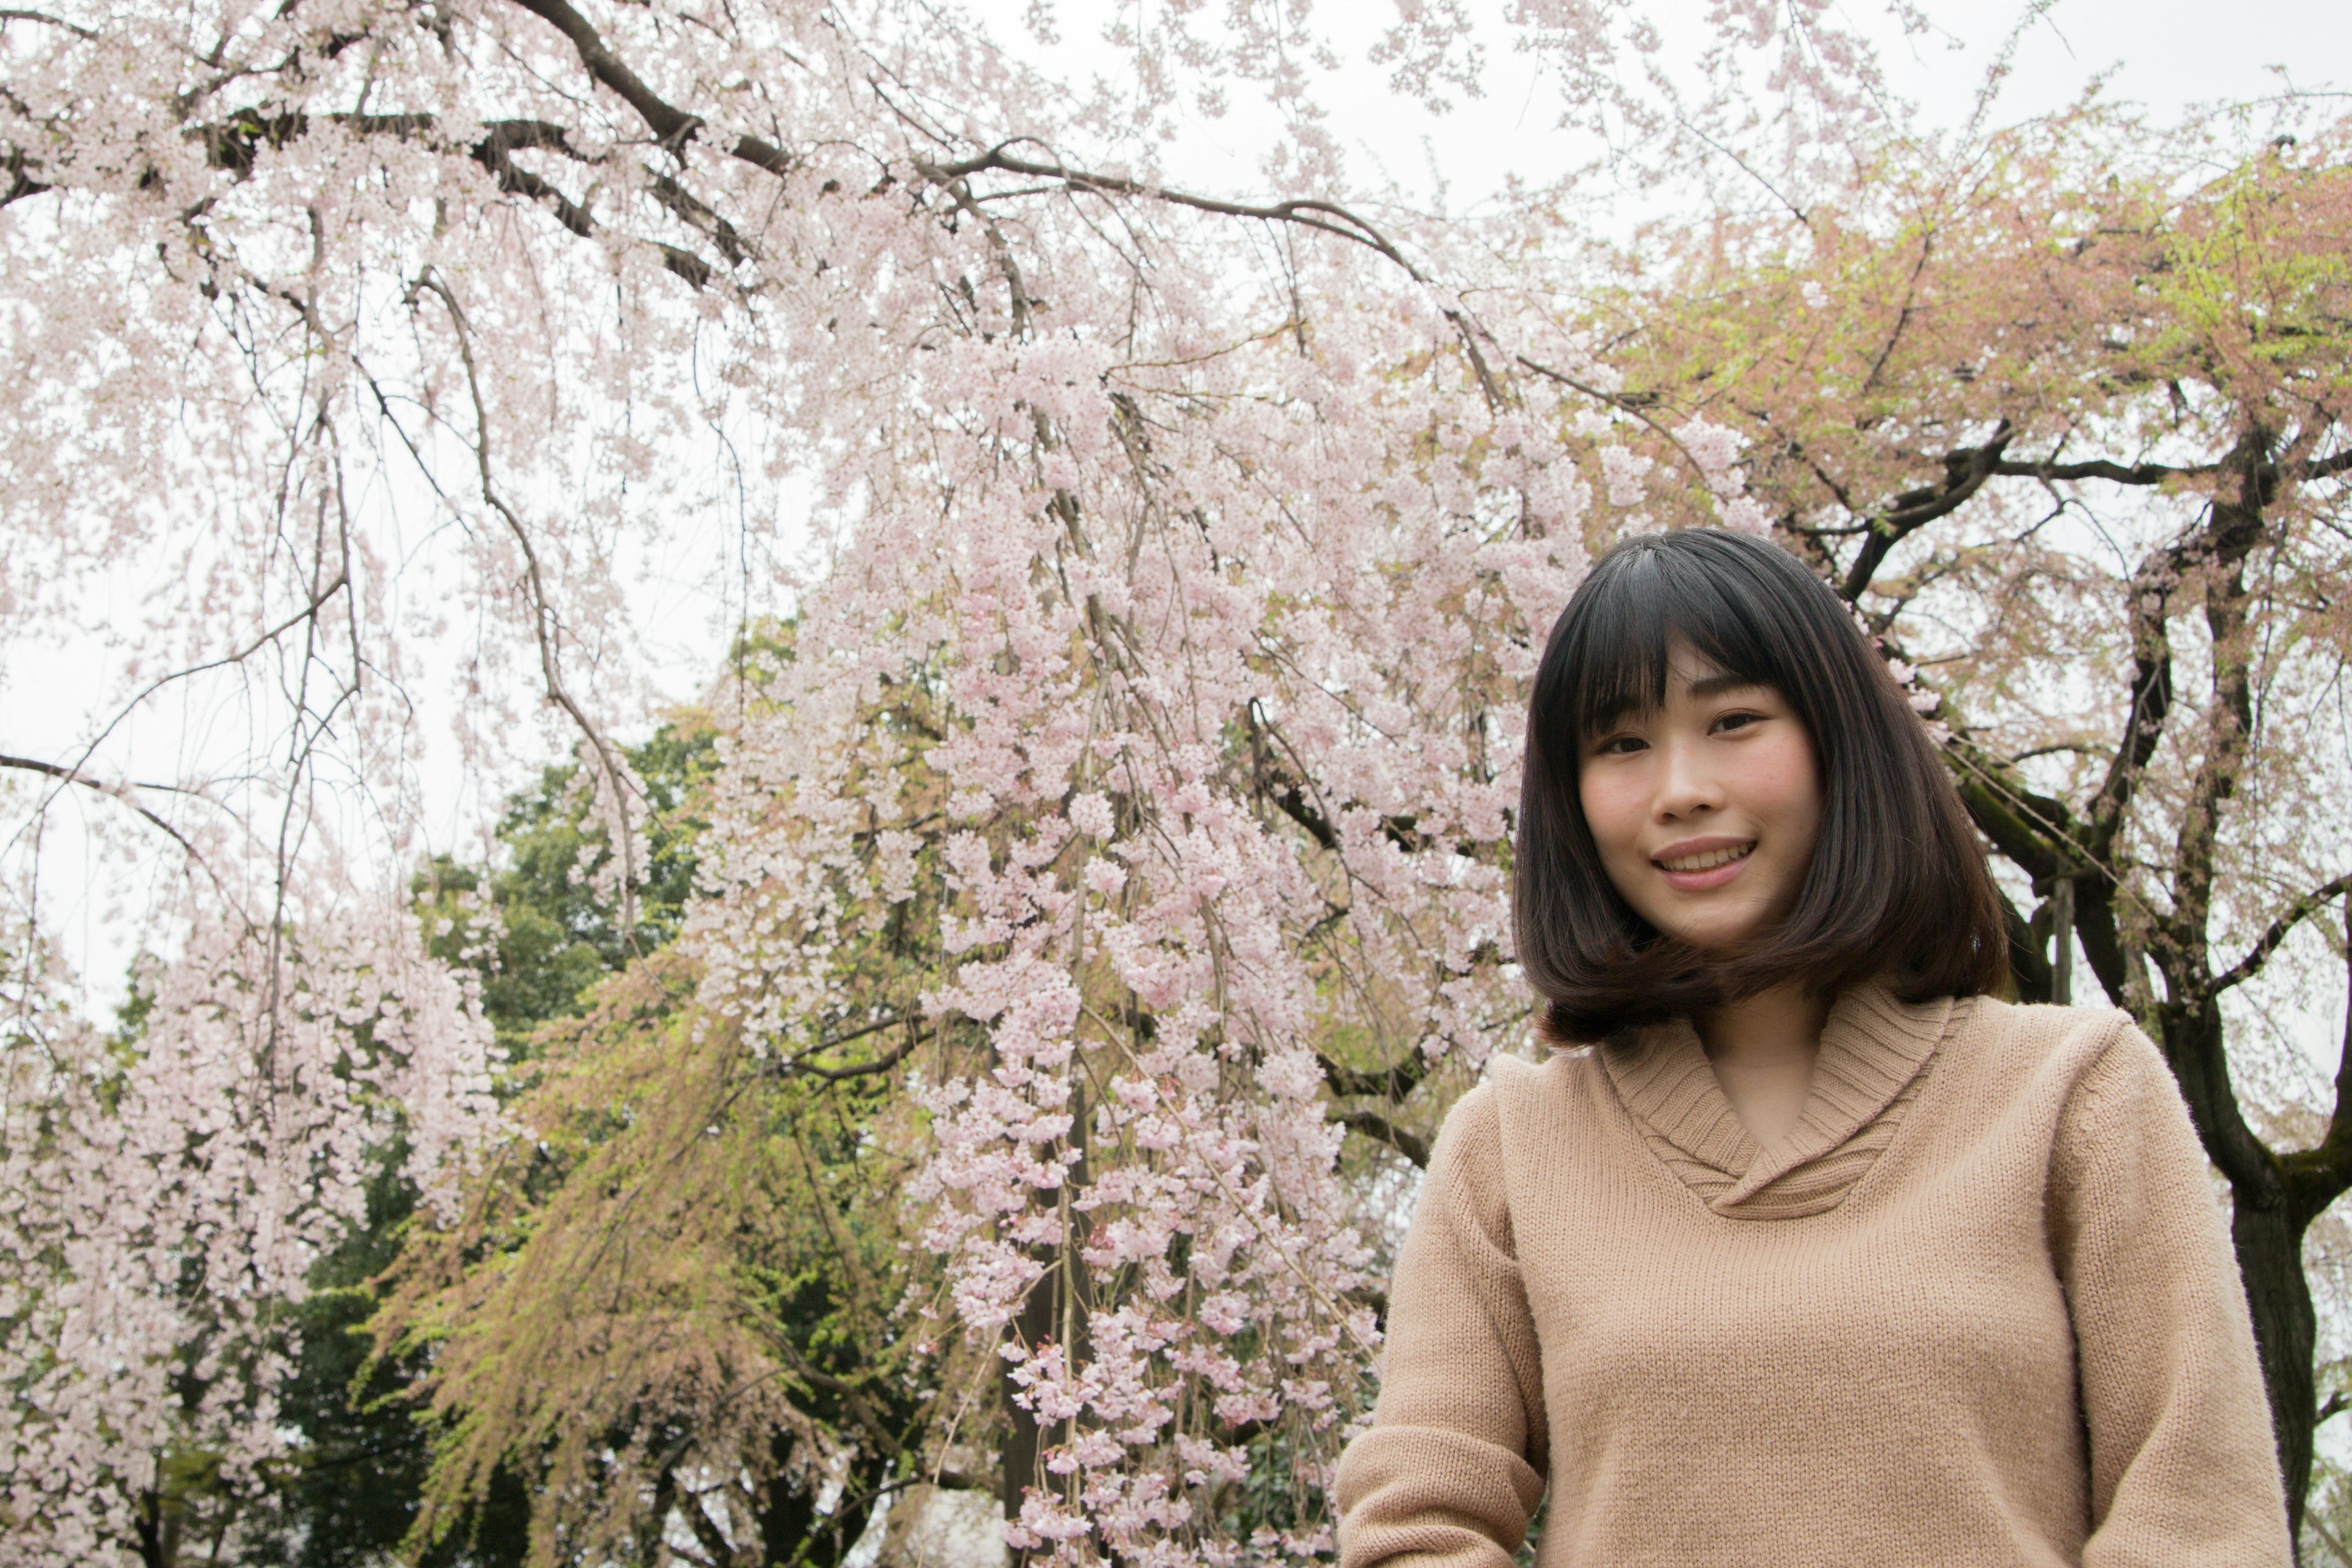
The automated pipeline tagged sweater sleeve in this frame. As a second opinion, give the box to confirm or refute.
[1336,1082,1547,1568]
[2048,1017,2292,1566]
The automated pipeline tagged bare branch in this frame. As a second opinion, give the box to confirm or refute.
[0,753,210,868]
[402,266,648,949]
[2212,874,2352,997]
[1988,455,2195,486]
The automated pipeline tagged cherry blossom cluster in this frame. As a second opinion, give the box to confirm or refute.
[686,202,1615,1559]
[0,903,499,1561]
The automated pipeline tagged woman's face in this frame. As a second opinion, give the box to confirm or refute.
[1576,644,1823,952]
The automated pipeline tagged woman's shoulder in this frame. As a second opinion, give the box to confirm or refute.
[1939,992,2176,1124]
[1416,1052,1618,1248]
[1435,1047,1618,1164]
[1950,992,2147,1066]
[1482,1044,1615,1106]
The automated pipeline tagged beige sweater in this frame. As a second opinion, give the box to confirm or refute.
[1335,986,2290,1567]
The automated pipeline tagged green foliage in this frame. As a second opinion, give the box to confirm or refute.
[353,679,951,1566]
[413,715,718,1058]
[239,1154,448,1568]
[375,955,942,1568]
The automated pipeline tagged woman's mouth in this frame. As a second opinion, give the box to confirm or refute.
[1657,843,1753,872]
[1654,839,1756,889]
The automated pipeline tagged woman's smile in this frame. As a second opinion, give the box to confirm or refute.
[1652,835,1757,889]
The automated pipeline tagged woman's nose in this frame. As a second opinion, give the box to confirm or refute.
[1652,737,1719,819]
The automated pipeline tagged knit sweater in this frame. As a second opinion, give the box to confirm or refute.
[1334,985,2291,1567]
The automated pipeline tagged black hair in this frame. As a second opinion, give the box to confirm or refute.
[1513,528,2005,1041]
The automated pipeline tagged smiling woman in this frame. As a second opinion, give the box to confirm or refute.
[1335,529,2294,1567]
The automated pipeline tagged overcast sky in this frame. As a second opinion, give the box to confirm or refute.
[983,0,2351,211]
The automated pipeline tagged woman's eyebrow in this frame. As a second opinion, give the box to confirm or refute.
[1684,672,1766,699]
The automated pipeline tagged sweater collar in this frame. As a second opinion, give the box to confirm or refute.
[1600,981,1956,1219]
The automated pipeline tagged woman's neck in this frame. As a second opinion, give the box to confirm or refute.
[1693,980,1831,1147]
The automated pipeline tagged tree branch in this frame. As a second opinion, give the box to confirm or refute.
[772,1016,918,1082]
[2282,900,2352,1227]
[1317,1050,1429,1102]
[1512,353,1721,489]
[402,266,648,948]
[2211,875,2352,996]
[0,7,97,37]
[1841,424,2011,601]
[1987,455,2193,486]
[0,753,209,867]
[914,143,1431,284]
[1332,1108,1428,1167]
[2305,447,2352,482]
[2082,540,2180,869]
[499,0,793,174]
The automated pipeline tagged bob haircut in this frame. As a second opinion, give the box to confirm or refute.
[1515,529,2005,1042]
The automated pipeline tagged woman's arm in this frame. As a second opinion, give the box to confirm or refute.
[1336,1082,1548,1568]
[2050,1017,2293,1566]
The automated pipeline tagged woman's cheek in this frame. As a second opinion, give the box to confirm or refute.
[1578,771,1641,858]
[1758,734,1825,842]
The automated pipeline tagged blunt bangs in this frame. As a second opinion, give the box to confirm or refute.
[1547,537,1816,755]
[1514,529,2007,1041]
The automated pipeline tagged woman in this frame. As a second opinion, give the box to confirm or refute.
[1335,530,2290,1566]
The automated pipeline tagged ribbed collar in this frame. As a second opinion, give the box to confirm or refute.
[1601,981,1956,1218]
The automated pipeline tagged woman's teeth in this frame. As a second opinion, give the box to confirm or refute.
[1659,843,1754,872]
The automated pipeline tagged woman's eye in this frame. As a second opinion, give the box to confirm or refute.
[1595,734,1647,756]
[1714,711,1763,734]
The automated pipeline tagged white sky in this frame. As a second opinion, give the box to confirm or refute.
[989,0,2352,210]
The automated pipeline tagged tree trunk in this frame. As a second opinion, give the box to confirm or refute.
[2234,1194,2317,1551]
[1001,1255,1061,1553]
[135,1488,179,1568]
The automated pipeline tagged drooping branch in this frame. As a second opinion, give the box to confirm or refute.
[1513,353,1721,488]
[0,753,209,869]
[402,267,648,949]
[915,143,1434,284]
